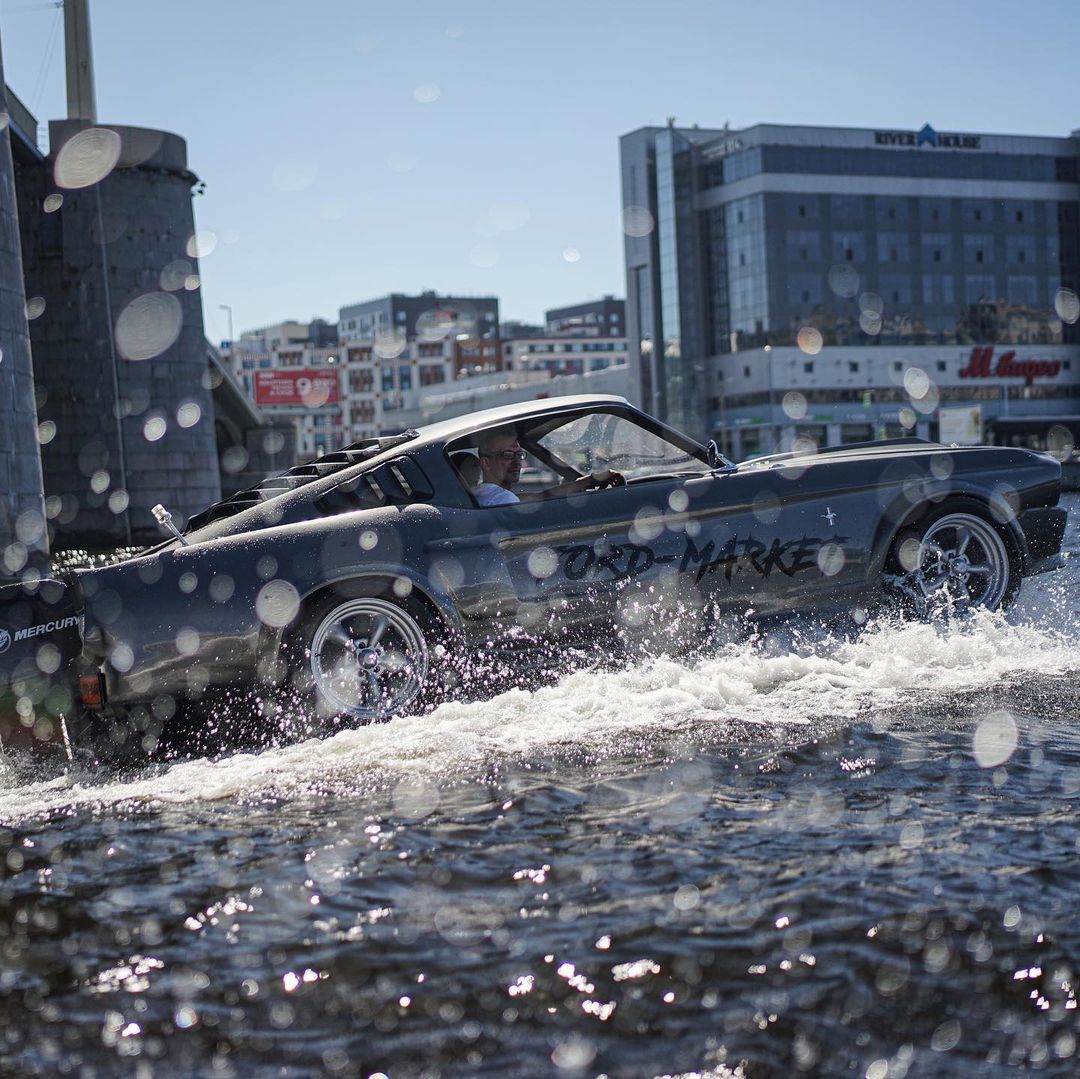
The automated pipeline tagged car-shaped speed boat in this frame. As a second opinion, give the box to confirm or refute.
[0,394,1069,761]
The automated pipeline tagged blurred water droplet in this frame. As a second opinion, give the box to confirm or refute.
[859,292,883,315]
[143,416,167,442]
[859,312,882,336]
[43,192,63,213]
[37,420,57,445]
[1054,287,1079,324]
[796,327,822,355]
[176,401,202,428]
[185,231,217,259]
[973,711,1018,768]
[817,543,845,577]
[183,275,201,291]
[526,546,559,579]
[115,292,183,361]
[221,445,249,475]
[373,329,407,359]
[898,407,917,430]
[25,296,46,320]
[159,259,193,291]
[90,469,110,494]
[107,490,130,514]
[782,391,807,420]
[622,205,654,237]
[256,580,300,629]
[562,247,581,263]
[903,367,931,399]
[1045,424,1075,462]
[413,83,441,103]
[827,263,859,298]
[54,127,122,189]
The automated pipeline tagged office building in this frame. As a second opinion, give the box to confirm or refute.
[621,120,1080,457]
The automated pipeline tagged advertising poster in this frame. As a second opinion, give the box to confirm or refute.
[253,369,340,407]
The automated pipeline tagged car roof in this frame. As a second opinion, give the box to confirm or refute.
[411,394,632,447]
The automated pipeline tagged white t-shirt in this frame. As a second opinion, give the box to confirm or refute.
[474,482,520,507]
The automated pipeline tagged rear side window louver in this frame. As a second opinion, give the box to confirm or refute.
[185,432,420,531]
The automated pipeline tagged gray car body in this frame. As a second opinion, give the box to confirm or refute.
[43,394,1070,722]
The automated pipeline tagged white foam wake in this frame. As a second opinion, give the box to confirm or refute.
[0,598,1075,824]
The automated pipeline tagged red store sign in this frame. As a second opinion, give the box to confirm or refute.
[958,347,1062,386]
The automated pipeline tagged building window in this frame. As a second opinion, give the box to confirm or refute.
[932,208,940,221]
[1016,210,1024,223]
[974,209,983,222]
[976,250,984,263]
[798,204,806,217]
[845,248,854,261]
[804,362,814,374]
[737,210,744,224]
[937,361,946,372]
[849,361,859,373]
[890,249,898,261]
[739,253,746,266]
[743,366,751,377]
[933,249,941,262]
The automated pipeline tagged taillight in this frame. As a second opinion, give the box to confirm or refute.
[79,674,104,708]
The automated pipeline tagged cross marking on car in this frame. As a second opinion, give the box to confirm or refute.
[822,506,837,526]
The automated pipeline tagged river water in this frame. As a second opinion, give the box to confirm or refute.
[1,497,1078,1078]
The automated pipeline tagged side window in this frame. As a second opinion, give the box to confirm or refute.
[535,413,709,482]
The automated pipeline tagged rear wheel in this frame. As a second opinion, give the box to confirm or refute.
[886,504,1018,614]
[290,588,448,724]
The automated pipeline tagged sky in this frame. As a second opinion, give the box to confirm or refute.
[1,0,1079,345]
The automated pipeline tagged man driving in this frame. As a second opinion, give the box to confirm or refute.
[473,427,624,507]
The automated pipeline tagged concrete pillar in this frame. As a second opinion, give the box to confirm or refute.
[0,39,48,572]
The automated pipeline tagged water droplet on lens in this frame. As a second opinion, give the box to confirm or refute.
[622,205,654,237]
[43,192,63,212]
[143,416,167,442]
[115,292,183,361]
[796,327,822,355]
[782,391,807,420]
[413,83,441,103]
[25,296,46,320]
[54,127,122,189]
[1054,287,1079,324]
[562,247,581,263]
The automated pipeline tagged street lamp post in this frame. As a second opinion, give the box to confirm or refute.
[218,304,234,348]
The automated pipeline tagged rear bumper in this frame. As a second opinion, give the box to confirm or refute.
[1017,506,1068,574]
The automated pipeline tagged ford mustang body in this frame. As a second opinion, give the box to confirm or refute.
[0,394,1068,761]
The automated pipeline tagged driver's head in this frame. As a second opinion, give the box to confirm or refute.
[477,427,523,490]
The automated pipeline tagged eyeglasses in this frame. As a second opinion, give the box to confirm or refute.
[481,449,527,462]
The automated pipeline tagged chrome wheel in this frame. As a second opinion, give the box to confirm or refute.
[894,512,1011,612]
[308,597,429,721]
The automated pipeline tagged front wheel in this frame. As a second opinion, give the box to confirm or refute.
[885,506,1018,614]
[290,590,446,725]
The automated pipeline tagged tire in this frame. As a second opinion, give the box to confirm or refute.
[288,585,450,725]
[886,501,1019,614]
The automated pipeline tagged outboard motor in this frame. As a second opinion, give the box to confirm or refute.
[0,576,82,753]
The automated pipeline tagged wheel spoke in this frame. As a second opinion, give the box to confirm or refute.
[955,526,972,556]
[365,672,382,705]
[925,541,949,561]
[367,615,389,648]
[965,562,992,576]
[326,624,353,648]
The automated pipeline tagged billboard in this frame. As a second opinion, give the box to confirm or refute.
[938,404,982,446]
[253,369,340,407]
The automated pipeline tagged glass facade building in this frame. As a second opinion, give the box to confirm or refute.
[621,121,1080,454]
